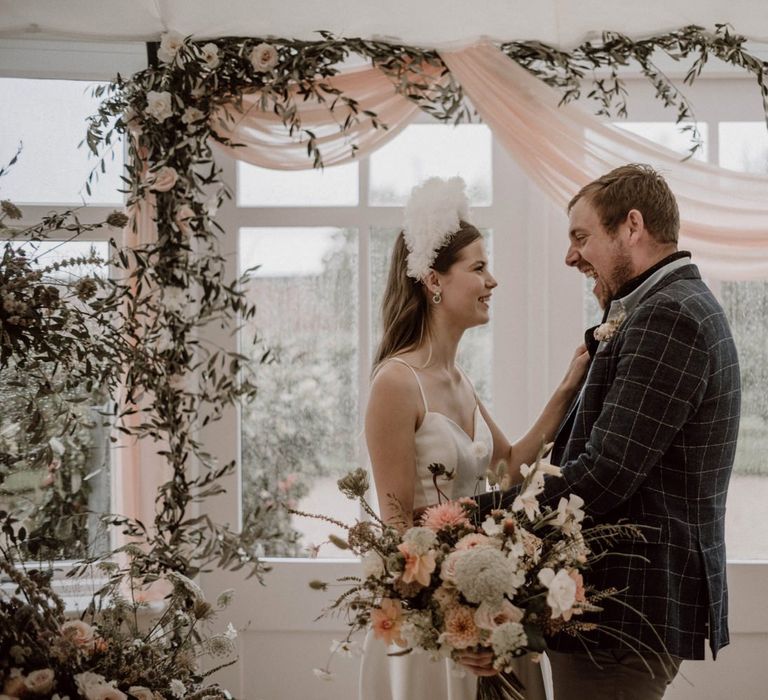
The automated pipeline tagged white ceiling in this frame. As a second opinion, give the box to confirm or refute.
[0,0,767,47]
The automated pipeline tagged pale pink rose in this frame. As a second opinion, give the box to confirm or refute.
[442,605,480,649]
[145,90,173,122]
[149,166,178,193]
[174,205,195,235]
[86,684,128,700]
[455,533,493,550]
[249,43,279,72]
[439,550,465,583]
[474,600,523,631]
[200,43,220,69]
[397,542,436,587]
[371,598,406,647]
[24,668,55,695]
[61,619,95,648]
[128,687,154,700]
[420,501,470,532]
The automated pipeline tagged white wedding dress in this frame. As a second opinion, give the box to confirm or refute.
[359,360,549,700]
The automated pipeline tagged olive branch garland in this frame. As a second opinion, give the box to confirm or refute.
[72,24,766,581]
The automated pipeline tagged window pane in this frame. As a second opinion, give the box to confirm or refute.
[239,227,358,558]
[613,122,709,161]
[719,122,768,174]
[721,281,768,560]
[369,227,493,406]
[0,241,111,560]
[369,124,492,206]
[0,78,124,205]
[237,161,358,206]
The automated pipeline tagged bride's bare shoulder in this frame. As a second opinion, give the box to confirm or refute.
[369,356,420,402]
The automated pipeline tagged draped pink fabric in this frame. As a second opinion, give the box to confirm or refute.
[212,64,439,168]
[440,43,768,280]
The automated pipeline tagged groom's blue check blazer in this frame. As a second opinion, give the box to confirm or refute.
[485,263,741,660]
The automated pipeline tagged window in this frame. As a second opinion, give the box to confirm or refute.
[0,77,119,560]
[234,123,495,557]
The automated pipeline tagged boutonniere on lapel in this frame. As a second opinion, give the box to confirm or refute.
[594,309,626,343]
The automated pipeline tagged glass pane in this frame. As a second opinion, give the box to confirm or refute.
[369,124,492,206]
[237,161,358,206]
[719,122,768,174]
[720,281,768,560]
[369,227,493,406]
[239,227,359,558]
[0,78,124,205]
[0,241,111,560]
[613,122,709,161]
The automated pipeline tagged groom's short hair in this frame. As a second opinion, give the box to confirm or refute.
[569,164,680,244]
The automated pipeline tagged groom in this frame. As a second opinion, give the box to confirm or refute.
[465,164,741,699]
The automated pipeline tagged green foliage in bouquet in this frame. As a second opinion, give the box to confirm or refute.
[0,512,237,700]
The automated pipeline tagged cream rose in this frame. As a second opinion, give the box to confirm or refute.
[62,619,95,648]
[128,687,154,700]
[249,43,278,72]
[145,90,174,122]
[474,600,523,631]
[86,685,128,700]
[200,43,220,68]
[157,31,184,64]
[149,166,179,193]
[24,668,55,695]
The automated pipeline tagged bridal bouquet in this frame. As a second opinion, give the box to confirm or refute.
[307,445,645,700]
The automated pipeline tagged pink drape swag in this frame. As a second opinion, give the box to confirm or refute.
[212,63,443,168]
[122,42,768,532]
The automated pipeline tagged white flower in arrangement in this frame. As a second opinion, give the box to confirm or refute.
[224,622,238,639]
[312,668,335,681]
[74,673,107,696]
[149,165,179,192]
[553,493,586,534]
[538,567,577,619]
[181,106,205,127]
[489,621,528,671]
[361,550,385,578]
[85,685,127,700]
[169,679,186,698]
[158,31,185,64]
[217,589,236,607]
[453,546,524,605]
[154,327,175,354]
[145,90,174,122]
[402,526,437,555]
[250,42,279,72]
[329,639,363,658]
[512,479,543,521]
[481,515,503,537]
[48,436,65,456]
[161,285,189,315]
[167,570,205,601]
[474,599,523,631]
[200,42,221,69]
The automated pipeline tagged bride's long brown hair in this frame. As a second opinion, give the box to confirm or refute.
[373,221,482,370]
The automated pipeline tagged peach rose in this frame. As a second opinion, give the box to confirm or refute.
[62,619,95,648]
[3,676,25,697]
[24,668,55,695]
[149,166,178,193]
[398,542,436,587]
[371,598,406,647]
[474,600,523,631]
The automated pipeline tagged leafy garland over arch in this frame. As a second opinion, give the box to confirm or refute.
[80,24,766,578]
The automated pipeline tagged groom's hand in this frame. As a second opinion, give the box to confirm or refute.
[455,647,498,677]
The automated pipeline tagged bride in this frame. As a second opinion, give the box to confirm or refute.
[358,177,589,700]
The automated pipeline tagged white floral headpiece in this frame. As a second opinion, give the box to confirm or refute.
[403,176,470,280]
